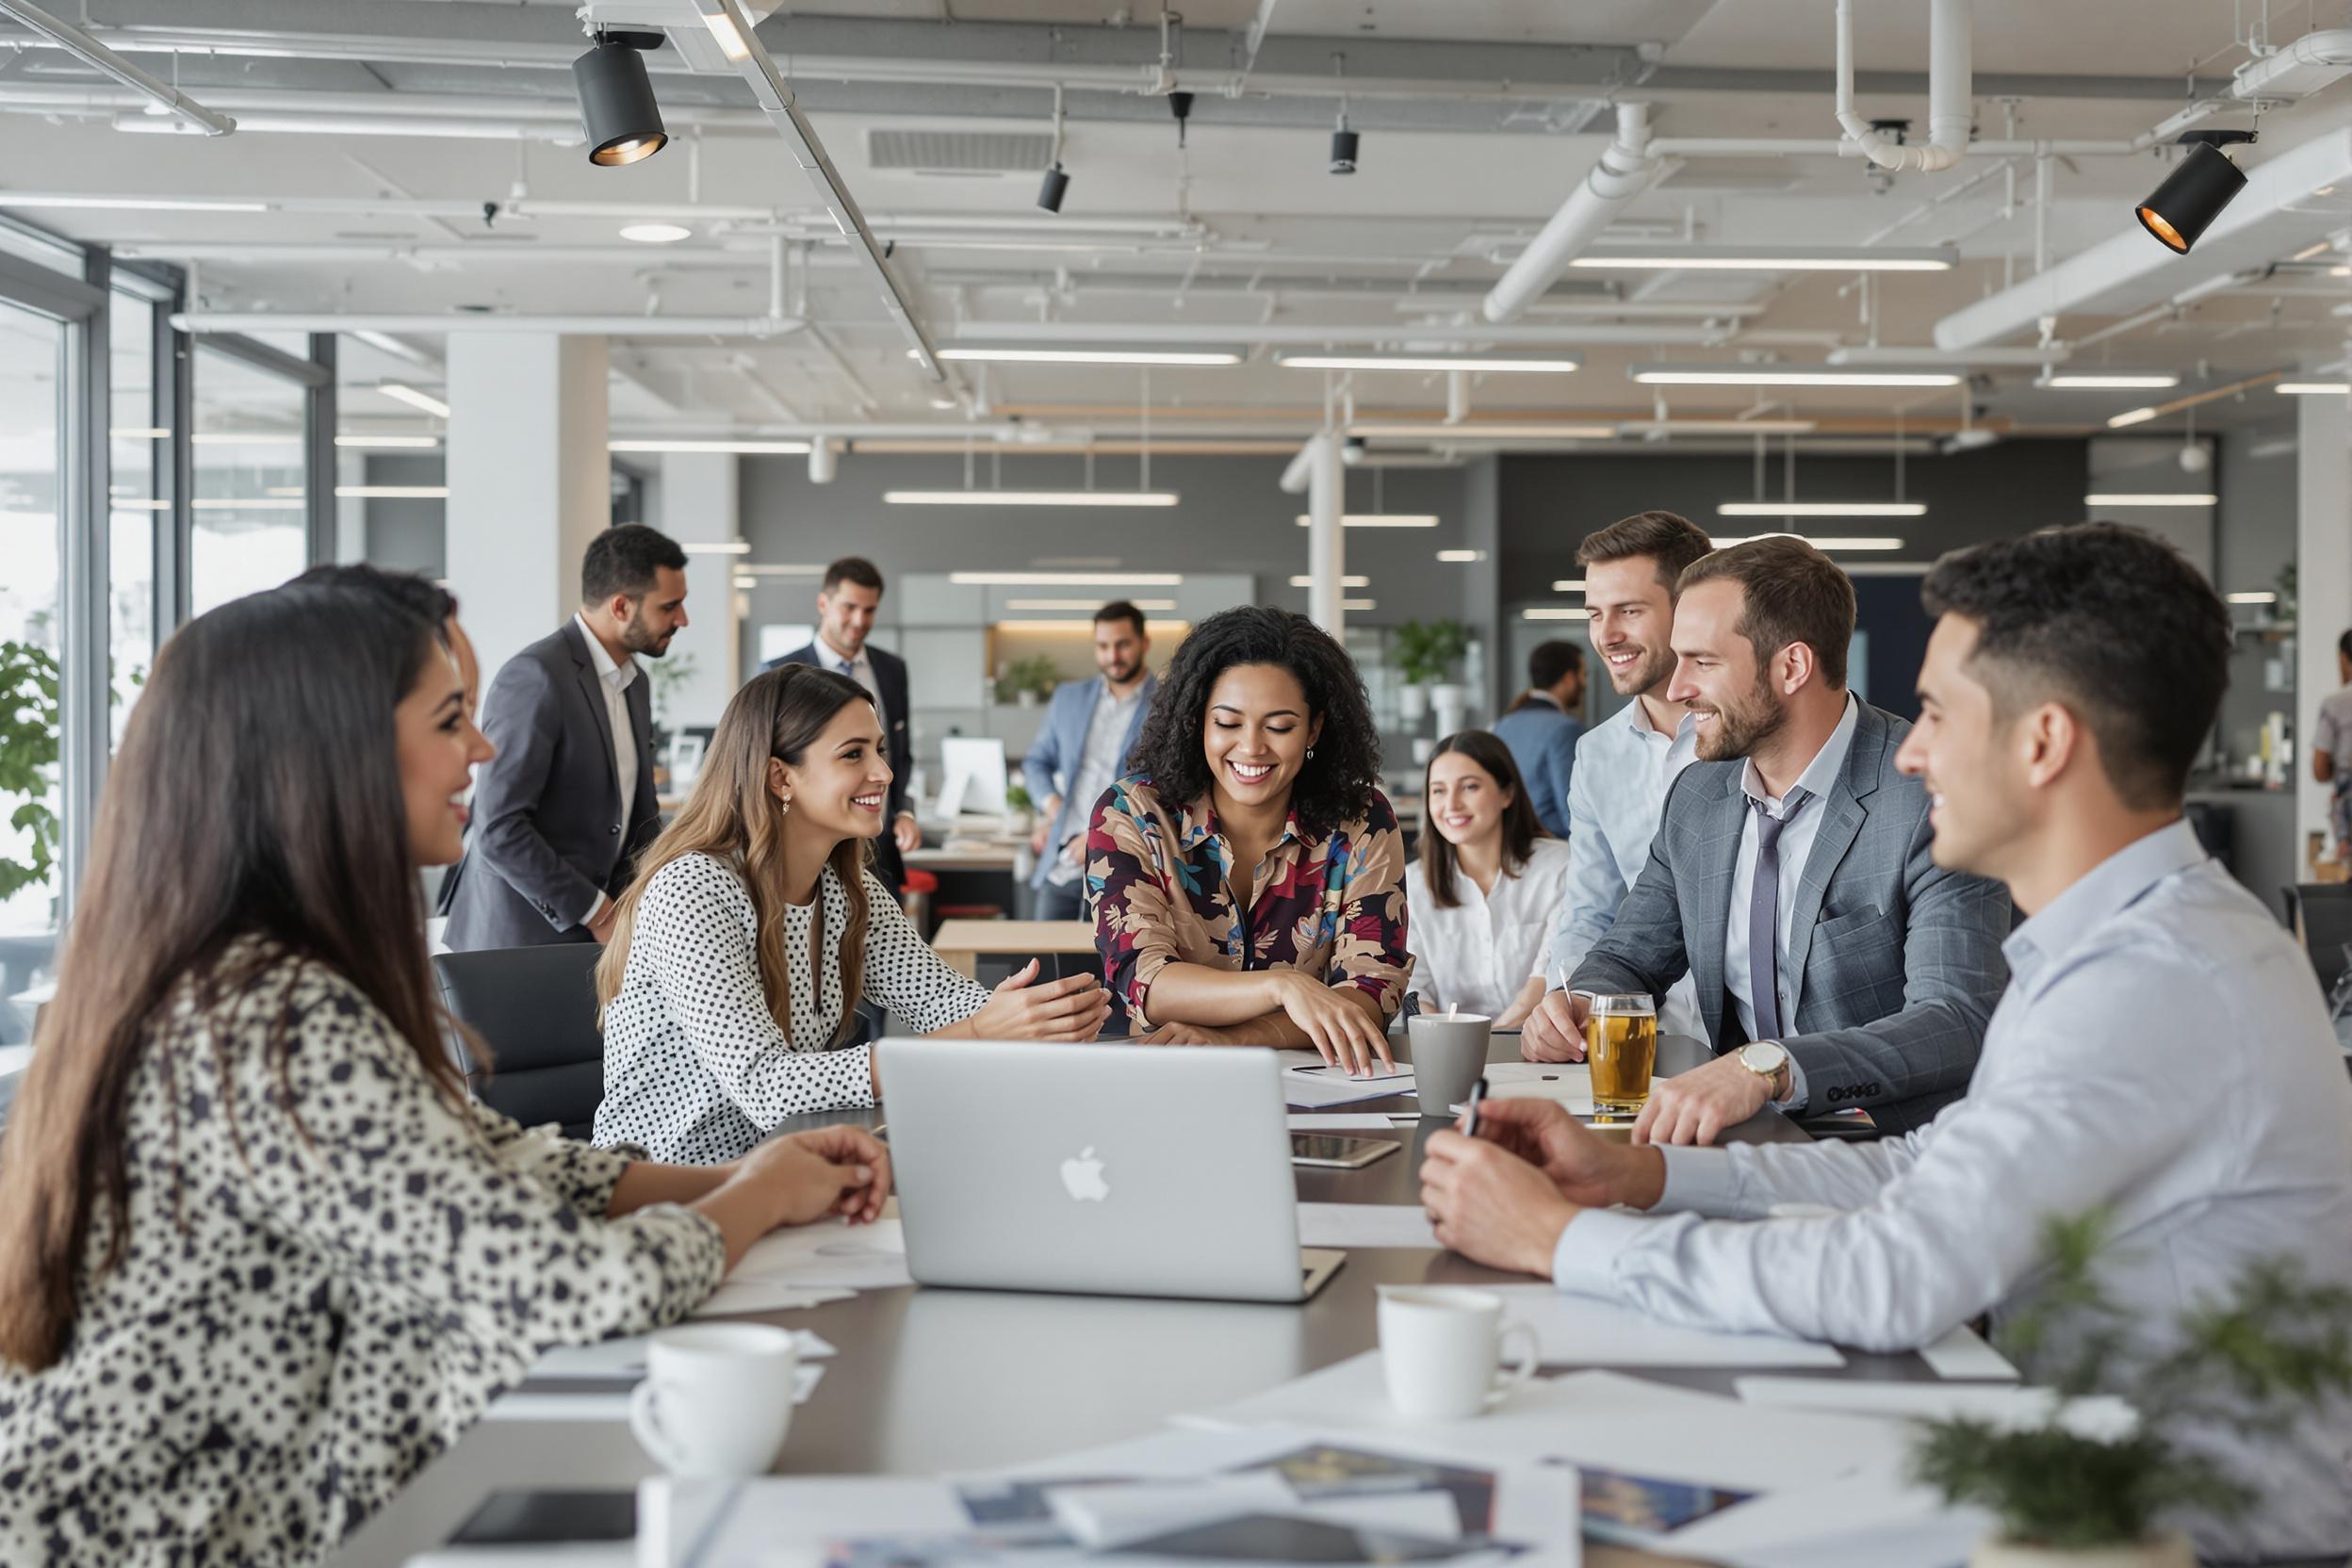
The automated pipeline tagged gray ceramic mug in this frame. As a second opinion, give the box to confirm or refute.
[1407,1011,1492,1117]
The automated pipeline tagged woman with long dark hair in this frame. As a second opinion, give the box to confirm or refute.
[1405,729,1568,1027]
[0,576,890,1566]
[595,663,1109,1164]
[1089,605,1410,1072]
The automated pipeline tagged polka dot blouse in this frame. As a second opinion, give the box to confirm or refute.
[595,852,989,1165]
[0,942,726,1567]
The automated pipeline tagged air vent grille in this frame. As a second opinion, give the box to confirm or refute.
[867,127,1054,175]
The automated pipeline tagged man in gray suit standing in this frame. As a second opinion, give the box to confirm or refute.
[1522,535,2007,1140]
[443,524,691,950]
[1023,600,1158,922]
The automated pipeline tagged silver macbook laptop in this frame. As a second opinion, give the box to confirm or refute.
[876,1038,1345,1303]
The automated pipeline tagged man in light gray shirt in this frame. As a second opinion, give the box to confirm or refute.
[1539,510,1718,1038]
[1023,601,1157,922]
[2311,628,2352,864]
[1422,524,2352,1561]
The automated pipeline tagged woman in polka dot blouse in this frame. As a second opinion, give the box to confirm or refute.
[0,574,891,1567]
[595,665,1111,1164]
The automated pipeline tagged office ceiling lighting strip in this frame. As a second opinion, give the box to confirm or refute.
[888,491,1180,507]
[1275,354,1580,374]
[1631,364,1965,388]
[1716,501,1927,517]
[1567,245,1956,271]
[939,348,1243,367]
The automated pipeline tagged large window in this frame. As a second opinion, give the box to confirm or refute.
[0,301,64,1044]
[109,289,158,745]
[191,346,309,616]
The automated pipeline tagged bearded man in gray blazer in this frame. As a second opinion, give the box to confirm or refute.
[442,524,691,951]
[1522,535,2009,1141]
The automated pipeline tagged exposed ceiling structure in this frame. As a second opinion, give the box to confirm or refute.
[5,0,2350,460]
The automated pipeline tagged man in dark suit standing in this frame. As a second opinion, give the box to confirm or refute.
[767,556,919,894]
[443,524,691,950]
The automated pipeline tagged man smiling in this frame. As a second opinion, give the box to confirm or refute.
[1522,534,2008,1139]
[1420,524,2352,1561]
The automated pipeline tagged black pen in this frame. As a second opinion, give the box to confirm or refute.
[1462,1076,1489,1139]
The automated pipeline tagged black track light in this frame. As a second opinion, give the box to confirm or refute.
[1037,162,1070,213]
[2135,130,2257,254]
[1330,124,1359,175]
[573,30,669,168]
[1169,90,1194,149]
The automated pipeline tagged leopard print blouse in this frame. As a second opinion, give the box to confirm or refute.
[0,945,727,1565]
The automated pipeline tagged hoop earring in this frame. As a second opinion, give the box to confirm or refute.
[1304,747,1315,761]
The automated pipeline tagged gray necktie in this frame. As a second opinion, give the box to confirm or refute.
[1747,787,1810,1041]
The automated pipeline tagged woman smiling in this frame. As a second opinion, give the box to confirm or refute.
[595,664,1107,1164]
[1088,606,1411,1073]
[1403,730,1568,1028]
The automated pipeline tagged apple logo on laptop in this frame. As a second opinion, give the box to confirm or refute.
[1060,1146,1109,1202]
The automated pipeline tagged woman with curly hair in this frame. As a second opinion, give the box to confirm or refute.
[1086,605,1411,1073]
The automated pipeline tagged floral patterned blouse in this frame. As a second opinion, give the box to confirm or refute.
[1087,774,1413,1030]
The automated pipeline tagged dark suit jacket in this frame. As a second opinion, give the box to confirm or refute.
[443,620,663,951]
[1566,700,2010,1134]
[767,642,914,891]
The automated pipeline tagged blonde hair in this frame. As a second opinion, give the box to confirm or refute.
[596,665,873,1043]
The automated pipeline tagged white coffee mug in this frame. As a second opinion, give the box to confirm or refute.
[1377,1286,1539,1420]
[628,1323,799,1478]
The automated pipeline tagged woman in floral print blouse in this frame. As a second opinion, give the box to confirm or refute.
[1087,605,1412,1073]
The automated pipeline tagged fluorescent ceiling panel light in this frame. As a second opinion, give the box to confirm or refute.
[937,348,1242,367]
[1568,245,1954,272]
[1275,354,1580,374]
[2277,382,2352,394]
[2228,591,2279,604]
[620,222,694,244]
[2107,406,2163,427]
[190,498,304,511]
[1348,422,1616,439]
[1710,534,1907,549]
[993,619,1191,632]
[680,540,753,555]
[1551,579,1587,592]
[1523,607,1592,620]
[335,485,449,499]
[1631,364,1963,388]
[2043,372,2180,389]
[335,434,439,449]
[1004,597,1178,611]
[191,432,300,446]
[2084,492,2218,507]
[951,571,1184,586]
[1292,514,1440,528]
[1288,575,1372,587]
[3,194,269,212]
[1436,550,1487,563]
[377,384,450,417]
[890,490,1180,507]
[1717,501,1927,517]
[700,8,753,60]
[110,426,170,439]
[608,439,812,454]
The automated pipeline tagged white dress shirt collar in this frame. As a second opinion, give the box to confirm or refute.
[815,633,867,677]
[574,612,639,694]
[2004,817,2206,986]
[1739,690,1858,813]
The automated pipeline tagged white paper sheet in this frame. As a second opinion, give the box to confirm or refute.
[1475,1284,1846,1369]
[1045,1473,1300,1547]
[1917,1322,2020,1380]
[1295,1201,1438,1249]
[1186,1360,1890,1493]
[1455,1061,1597,1117]
[692,1218,911,1316]
[1287,1113,1407,1131]
[526,1330,836,1384]
[1663,1456,1993,1568]
[1734,1377,2138,1440]
[1277,1049,1415,1107]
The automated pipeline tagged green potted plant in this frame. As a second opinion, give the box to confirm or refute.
[1004,780,1036,839]
[1912,1211,2352,1568]
[0,638,61,911]
[1392,619,1468,726]
[993,655,1060,709]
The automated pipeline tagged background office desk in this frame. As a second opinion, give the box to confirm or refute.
[335,1036,1837,1568]
[930,918,1098,979]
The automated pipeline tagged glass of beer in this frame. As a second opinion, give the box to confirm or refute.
[1584,993,1658,1115]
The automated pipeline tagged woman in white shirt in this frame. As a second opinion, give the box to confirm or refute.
[1403,729,1572,1027]
[596,664,1110,1163]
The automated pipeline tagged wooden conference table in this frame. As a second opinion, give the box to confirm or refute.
[336,1034,1935,1568]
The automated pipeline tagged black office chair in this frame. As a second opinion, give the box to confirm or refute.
[433,943,608,1140]
[2287,883,2352,998]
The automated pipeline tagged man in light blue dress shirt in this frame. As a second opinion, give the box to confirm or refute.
[1490,641,1586,839]
[1421,524,2352,1561]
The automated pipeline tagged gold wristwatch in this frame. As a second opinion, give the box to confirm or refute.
[1738,1040,1793,1102]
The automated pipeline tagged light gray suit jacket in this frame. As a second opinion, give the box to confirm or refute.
[1566,700,2009,1134]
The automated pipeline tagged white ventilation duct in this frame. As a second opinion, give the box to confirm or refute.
[1480,103,1667,324]
[1836,0,1972,174]
[2233,28,2352,100]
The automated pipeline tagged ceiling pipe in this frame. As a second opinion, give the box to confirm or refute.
[0,0,234,135]
[171,311,808,336]
[1836,0,1970,173]
[1480,102,1669,325]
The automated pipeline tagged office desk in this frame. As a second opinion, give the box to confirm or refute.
[904,843,1023,874]
[930,918,1099,979]
[338,1037,1832,1568]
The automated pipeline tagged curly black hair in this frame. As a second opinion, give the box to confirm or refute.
[1125,605,1382,833]
[1921,521,2229,810]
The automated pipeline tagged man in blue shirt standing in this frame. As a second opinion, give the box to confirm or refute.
[1023,601,1158,922]
[1491,642,1586,839]
[1420,523,2352,1563]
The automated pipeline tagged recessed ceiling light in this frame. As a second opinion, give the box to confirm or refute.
[1292,514,1440,528]
[698,8,752,59]
[1436,550,1487,563]
[1631,364,1964,388]
[2277,382,2352,395]
[1276,354,1580,374]
[1716,501,1927,517]
[890,490,1180,507]
[1288,575,1371,587]
[2227,591,2279,604]
[1710,534,1907,549]
[2107,406,2163,427]
[680,540,753,555]
[2042,372,2181,389]
[620,222,694,244]
[1568,245,1955,272]
[937,348,1242,367]
[2084,492,2218,507]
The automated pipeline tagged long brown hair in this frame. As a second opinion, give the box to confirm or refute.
[596,665,874,1044]
[1418,729,1544,910]
[0,582,466,1371]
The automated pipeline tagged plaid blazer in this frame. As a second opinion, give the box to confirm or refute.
[1567,700,2010,1134]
